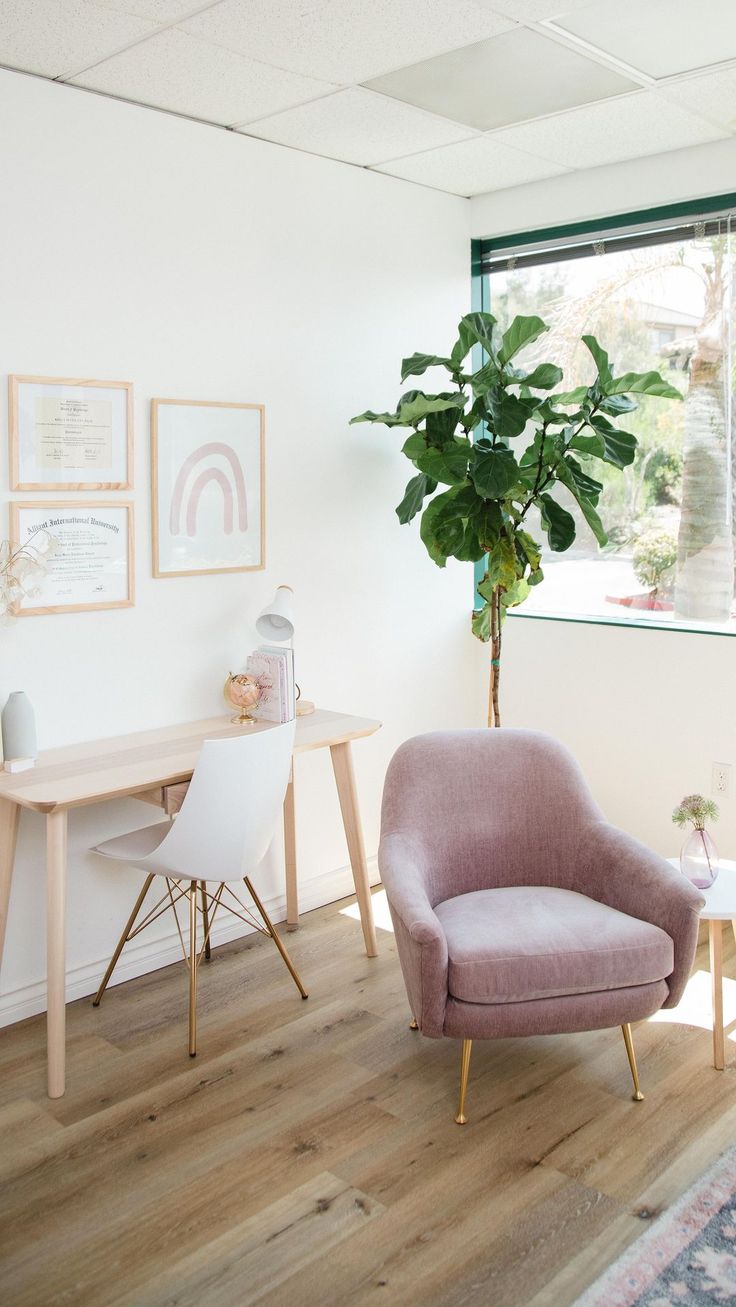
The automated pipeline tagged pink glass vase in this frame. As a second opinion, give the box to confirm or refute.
[680,828,719,889]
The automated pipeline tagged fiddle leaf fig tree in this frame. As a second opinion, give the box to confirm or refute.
[351,311,682,726]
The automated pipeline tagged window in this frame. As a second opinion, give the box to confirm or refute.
[476,198,736,632]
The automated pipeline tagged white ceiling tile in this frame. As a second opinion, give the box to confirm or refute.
[658,68,736,133]
[553,0,736,79]
[93,0,212,21]
[365,27,638,131]
[0,0,159,78]
[69,28,336,125]
[490,91,728,169]
[374,134,569,196]
[181,0,516,85]
[237,87,477,165]
[469,0,595,18]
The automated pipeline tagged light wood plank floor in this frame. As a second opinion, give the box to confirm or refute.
[0,894,734,1307]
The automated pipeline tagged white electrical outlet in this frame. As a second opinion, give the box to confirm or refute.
[712,762,731,796]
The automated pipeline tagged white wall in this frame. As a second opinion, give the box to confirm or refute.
[471,142,736,860]
[0,70,484,1025]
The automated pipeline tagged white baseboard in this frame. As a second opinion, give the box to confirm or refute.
[0,859,380,1029]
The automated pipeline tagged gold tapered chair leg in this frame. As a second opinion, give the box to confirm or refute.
[201,880,211,961]
[244,876,308,999]
[621,1022,644,1101]
[188,881,198,1057]
[455,1039,473,1125]
[409,1017,419,1030]
[93,874,155,1006]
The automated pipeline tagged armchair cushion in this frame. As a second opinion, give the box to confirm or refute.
[434,886,674,1005]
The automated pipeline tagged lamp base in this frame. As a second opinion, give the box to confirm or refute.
[296,700,315,717]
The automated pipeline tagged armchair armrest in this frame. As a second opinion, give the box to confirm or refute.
[575,822,704,1007]
[378,831,448,1037]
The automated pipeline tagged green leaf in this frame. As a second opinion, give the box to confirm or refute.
[457,311,497,357]
[539,493,576,552]
[473,499,503,550]
[426,400,464,444]
[571,417,638,469]
[551,386,590,405]
[516,529,542,573]
[416,438,471,486]
[471,447,520,499]
[397,392,465,426]
[350,408,407,427]
[400,353,451,383]
[562,455,603,504]
[401,432,427,462]
[500,578,530,612]
[472,603,491,642]
[598,393,637,416]
[395,473,436,524]
[453,519,485,562]
[487,390,534,440]
[556,459,607,546]
[498,315,548,365]
[519,363,564,390]
[418,482,477,567]
[582,335,612,384]
[478,538,520,592]
[607,371,683,400]
[470,358,502,397]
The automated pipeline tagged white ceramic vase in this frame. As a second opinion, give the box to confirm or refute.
[1,691,37,761]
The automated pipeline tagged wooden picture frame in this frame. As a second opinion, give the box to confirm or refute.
[9,375,133,491]
[151,398,265,578]
[9,501,134,615]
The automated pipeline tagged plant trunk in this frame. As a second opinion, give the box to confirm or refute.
[487,586,502,728]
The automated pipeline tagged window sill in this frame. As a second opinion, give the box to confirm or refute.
[502,607,736,637]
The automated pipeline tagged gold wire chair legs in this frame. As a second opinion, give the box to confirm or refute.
[455,1039,473,1125]
[409,1017,419,1030]
[200,881,211,962]
[93,871,308,1055]
[93,874,155,1007]
[621,1022,644,1101]
[189,882,198,1057]
[244,876,308,1000]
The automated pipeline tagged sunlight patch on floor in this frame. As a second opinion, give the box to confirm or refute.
[340,888,394,933]
[649,969,736,1040]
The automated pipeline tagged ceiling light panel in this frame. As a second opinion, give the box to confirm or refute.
[0,0,160,79]
[658,67,736,133]
[181,0,516,86]
[553,0,736,79]
[490,91,727,169]
[374,134,569,195]
[69,28,336,124]
[239,87,476,166]
[365,27,638,131]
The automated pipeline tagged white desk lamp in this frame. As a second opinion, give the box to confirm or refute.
[256,585,314,716]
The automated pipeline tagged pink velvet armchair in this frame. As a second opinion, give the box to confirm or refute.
[379,729,704,1124]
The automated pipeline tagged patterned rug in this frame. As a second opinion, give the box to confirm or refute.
[573,1146,736,1306]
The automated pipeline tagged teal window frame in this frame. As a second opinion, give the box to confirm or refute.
[471,191,736,636]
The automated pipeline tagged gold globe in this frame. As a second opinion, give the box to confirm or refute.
[224,672,261,725]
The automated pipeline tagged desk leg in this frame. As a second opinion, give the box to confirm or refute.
[47,809,68,1099]
[0,799,20,976]
[710,918,725,1071]
[284,766,298,931]
[330,742,377,958]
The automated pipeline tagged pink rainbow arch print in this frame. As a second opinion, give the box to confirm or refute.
[169,441,248,538]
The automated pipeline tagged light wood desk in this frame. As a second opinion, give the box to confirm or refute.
[0,708,381,1098]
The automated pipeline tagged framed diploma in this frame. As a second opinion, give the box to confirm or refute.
[9,375,133,490]
[9,502,134,615]
[152,398,265,578]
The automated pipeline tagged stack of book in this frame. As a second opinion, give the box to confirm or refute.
[246,646,296,723]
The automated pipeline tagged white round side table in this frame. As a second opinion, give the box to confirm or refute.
[669,857,736,1069]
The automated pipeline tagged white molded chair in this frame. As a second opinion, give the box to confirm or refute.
[91,721,306,1055]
